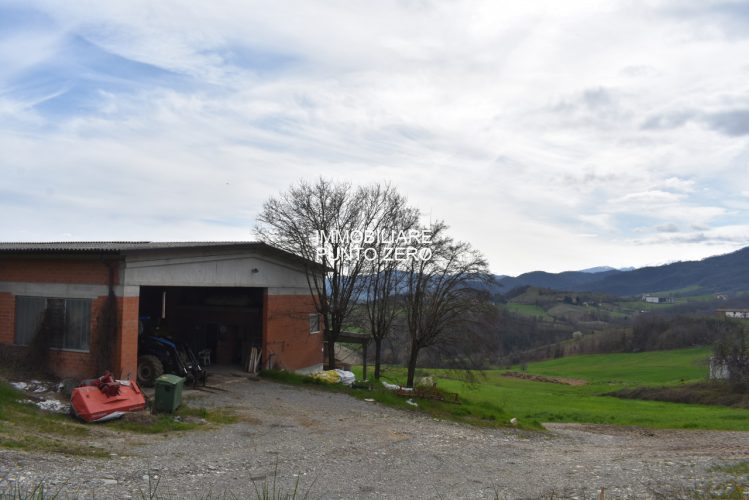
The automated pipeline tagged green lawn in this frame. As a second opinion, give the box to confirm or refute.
[362,347,749,431]
[522,346,710,384]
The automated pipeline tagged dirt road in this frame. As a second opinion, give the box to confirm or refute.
[2,375,748,499]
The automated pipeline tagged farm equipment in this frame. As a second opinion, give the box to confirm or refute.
[70,371,146,422]
[137,335,207,388]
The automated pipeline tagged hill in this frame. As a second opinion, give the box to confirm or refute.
[495,246,749,297]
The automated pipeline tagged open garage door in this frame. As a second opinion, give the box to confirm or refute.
[138,286,263,368]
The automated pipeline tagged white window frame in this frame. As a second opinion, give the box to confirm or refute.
[309,313,321,335]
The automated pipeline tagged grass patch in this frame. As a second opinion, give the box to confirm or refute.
[261,370,527,430]
[268,348,749,431]
[504,303,552,320]
[0,380,103,457]
[520,346,711,384]
[110,405,240,434]
[355,348,749,431]
[0,378,239,455]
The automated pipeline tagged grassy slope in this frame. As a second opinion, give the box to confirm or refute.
[0,380,239,454]
[369,347,749,431]
[524,347,710,384]
[504,303,552,320]
[0,381,105,456]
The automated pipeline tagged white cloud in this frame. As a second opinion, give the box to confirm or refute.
[1,0,749,275]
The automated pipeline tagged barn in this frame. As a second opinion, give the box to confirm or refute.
[0,242,324,380]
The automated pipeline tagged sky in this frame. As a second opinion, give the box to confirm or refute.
[2,0,749,275]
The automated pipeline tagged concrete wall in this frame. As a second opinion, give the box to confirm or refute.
[123,248,313,291]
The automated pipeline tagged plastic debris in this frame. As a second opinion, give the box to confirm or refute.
[406,398,418,407]
[382,381,400,391]
[334,369,356,386]
[35,399,69,413]
[311,370,341,384]
[311,369,356,385]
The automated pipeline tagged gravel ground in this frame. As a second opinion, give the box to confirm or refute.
[2,373,749,499]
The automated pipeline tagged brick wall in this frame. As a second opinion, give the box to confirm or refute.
[0,292,13,344]
[48,349,97,379]
[0,257,118,285]
[117,296,139,379]
[263,293,323,371]
[0,257,136,380]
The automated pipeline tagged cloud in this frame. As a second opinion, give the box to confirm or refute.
[641,111,695,130]
[660,177,695,193]
[614,190,686,206]
[1,0,749,275]
[635,224,749,247]
[703,109,749,136]
[663,1,749,40]
[641,108,749,137]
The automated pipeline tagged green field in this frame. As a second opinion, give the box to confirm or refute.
[366,347,749,431]
[504,303,551,319]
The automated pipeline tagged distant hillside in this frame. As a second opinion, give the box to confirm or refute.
[495,246,749,297]
[587,246,749,296]
[494,269,623,294]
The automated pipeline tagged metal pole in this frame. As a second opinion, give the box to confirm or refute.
[362,342,368,381]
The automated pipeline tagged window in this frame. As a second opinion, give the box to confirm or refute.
[309,313,320,334]
[15,296,91,351]
[14,296,46,346]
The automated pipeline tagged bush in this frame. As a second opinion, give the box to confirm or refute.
[714,325,749,389]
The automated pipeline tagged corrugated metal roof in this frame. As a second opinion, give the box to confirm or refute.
[0,241,325,270]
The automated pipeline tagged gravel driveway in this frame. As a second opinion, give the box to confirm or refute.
[2,373,748,499]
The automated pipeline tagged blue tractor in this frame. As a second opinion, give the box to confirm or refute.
[137,320,207,387]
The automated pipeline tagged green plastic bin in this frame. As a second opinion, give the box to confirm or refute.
[153,374,185,413]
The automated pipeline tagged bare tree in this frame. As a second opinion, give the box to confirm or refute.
[256,178,405,369]
[403,221,492,387]
[362,192,419,378]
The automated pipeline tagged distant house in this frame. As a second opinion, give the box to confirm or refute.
[0,242,325,379]
[642,295,673,304]
[709,356,730,380]
[715,309,749,320]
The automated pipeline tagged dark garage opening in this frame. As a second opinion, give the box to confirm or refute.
[138,286,263,368]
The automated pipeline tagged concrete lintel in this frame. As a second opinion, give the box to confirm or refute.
[266,287,314,296]
[0,282,140,299]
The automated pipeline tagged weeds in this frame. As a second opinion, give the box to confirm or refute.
[0,477,65,499]
[251,459,316,500]
[711,461,749,476]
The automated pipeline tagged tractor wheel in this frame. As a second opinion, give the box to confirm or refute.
[137,355,164,387]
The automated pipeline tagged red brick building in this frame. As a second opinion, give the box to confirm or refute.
[0,242,324,379]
